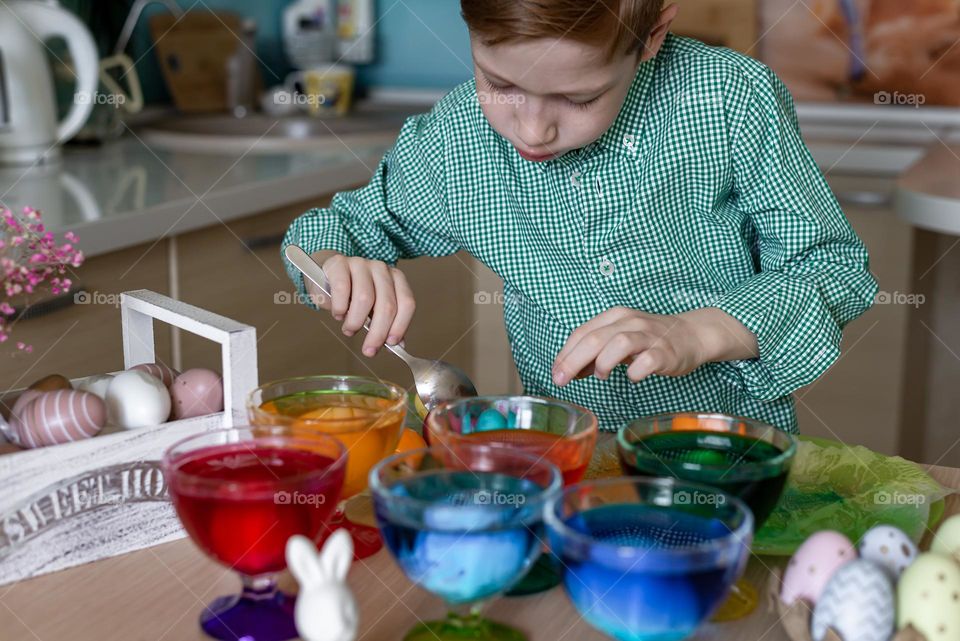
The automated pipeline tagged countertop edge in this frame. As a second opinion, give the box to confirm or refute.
[69,159,376,258]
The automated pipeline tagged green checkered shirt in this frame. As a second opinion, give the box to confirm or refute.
[282,35,878,434]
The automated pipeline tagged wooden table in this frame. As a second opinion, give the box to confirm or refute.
[2,465,958,641]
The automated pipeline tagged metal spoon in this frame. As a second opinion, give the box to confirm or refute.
[284,244,479,412]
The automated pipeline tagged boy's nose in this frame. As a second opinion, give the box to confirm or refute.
[516,118,558,150]
[515,100,557,149]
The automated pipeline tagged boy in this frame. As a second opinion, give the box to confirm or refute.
[281,0,878,433]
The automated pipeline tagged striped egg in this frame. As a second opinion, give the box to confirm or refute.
[11,390,106,448]
[130,362,180,388]
[3,390,42,446]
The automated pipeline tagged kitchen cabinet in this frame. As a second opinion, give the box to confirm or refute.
[794,175,913,456]
[0,240,173,395]
[172,199,492,394]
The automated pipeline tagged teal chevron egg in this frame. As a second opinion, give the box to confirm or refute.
[811,559,895,641]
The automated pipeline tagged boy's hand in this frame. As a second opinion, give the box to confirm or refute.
[305,250,416,357]
[552,307,759,386]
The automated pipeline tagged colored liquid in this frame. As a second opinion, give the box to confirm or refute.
[553,504,744,641]
[375,472,544,604]
[257,391,404,498]
[619,431,788,526]
[168,444,344,576]
[454,429,590,486]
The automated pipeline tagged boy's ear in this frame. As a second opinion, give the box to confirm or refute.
[640,3,680,62]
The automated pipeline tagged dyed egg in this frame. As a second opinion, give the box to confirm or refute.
[10,390,106,448]
[897,553,960,641]
[930,514,960,561]
[811,559,895,641]
[780,531,857,606]
[130,362,179,388]
[858,524,917,579]
[413,395,428,420]
[3,390,42,446]
[28,374,72,391]
[75,374,114,400]
[105,370,171,428]
[475,408,507,432]
[170,368,223,420]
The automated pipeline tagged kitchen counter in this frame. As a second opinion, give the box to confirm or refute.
[2,450,957,641]
[0,120,399,258]
[896,143,960,237]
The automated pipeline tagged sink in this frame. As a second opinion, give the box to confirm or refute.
[139,109,412,155]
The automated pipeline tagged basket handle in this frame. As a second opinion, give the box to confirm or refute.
[119,290,258,427]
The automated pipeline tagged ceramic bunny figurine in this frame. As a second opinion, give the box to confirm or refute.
[286,530,358,641]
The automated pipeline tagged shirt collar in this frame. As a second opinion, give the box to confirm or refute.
[594,37,665,158]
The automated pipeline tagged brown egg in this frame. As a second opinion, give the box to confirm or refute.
[11,390,106,448]
[28,374,72,392]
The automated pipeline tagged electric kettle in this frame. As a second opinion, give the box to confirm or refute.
[0,0,99,166]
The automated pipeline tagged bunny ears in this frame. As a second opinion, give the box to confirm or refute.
[286,530,354,588]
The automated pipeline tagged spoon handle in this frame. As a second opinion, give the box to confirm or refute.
[284,245,410,361]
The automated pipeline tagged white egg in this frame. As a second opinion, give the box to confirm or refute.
[812,559,895,641]
[105,370,171,429]
[858,524,917,579]
[75,374,115,400]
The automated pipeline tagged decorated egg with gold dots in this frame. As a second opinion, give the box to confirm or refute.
[858,524,917,579]
[897,553,960,641]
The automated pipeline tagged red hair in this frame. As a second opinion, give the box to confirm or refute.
[460,0,665,60]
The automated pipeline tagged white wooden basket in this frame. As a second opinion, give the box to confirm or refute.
[0,290,258,585]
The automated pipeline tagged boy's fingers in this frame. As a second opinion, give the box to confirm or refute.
[626,349,664,382]
[387,269,416,345]
[553,325,619,386]
[554,310,616,368]
[593,333,651,380]
[363,264,397,356]
[324,258,351,320]
[343,262,375,335]
[555,308,625,365]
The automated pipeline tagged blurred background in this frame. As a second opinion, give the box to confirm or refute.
[1,0,959,464]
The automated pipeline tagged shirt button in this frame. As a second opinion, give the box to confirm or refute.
[599,259,615,276]
[570,171,582,187]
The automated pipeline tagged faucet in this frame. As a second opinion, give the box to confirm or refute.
[114,0,184,56]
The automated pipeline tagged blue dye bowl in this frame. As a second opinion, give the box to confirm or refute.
[546,477,753,641]
[370,443,562,605]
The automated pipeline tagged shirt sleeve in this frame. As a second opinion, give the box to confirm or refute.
[281,112,462,303]
[712,67,879,401]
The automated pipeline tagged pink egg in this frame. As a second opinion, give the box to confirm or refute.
[130,362,180,388]
[11,390,106,448]
[3,390,42,446]
[170,368,223,420]
[781,530,857,607]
